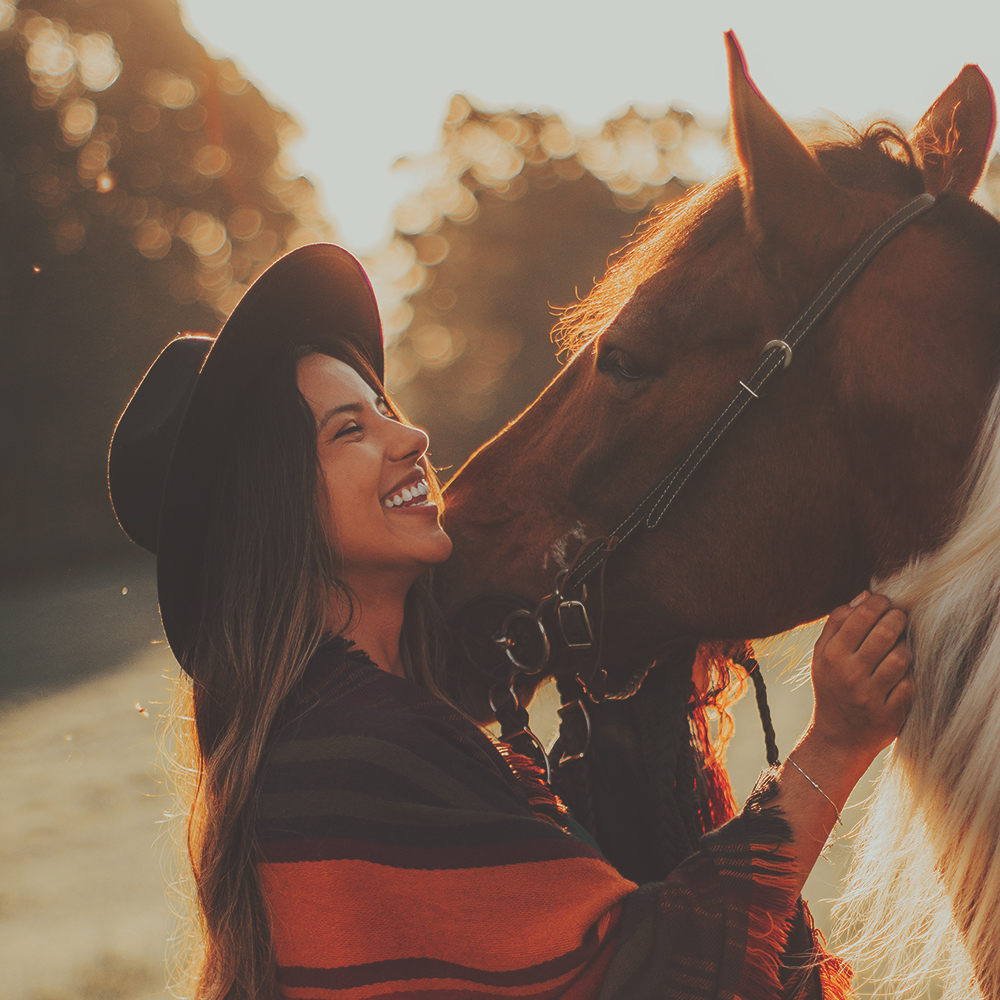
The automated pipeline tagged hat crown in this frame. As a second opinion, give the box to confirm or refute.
[108,336,213,554]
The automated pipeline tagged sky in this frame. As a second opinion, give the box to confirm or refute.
[179,0,1000,254]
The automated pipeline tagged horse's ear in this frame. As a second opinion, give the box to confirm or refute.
[725,31,839,245]
[909,66,996,197]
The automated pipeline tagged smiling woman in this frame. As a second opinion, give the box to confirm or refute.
[107,244,463,994]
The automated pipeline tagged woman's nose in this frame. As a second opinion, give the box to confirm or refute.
[388,420,429,462]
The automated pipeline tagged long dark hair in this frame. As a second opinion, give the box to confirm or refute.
[169,339,447,999]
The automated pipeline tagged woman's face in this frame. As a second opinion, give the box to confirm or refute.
[297,353,452,587]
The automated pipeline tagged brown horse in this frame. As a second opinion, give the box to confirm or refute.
[437,33,1000,885]
[442,34,997,689]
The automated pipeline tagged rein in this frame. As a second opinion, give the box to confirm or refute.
[488,192,936,776]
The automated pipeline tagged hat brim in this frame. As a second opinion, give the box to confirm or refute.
[156,243,383,659]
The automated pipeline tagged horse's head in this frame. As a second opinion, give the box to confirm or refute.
[440,34,1000,700]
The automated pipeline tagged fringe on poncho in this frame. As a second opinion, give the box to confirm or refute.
[256,640,851,999]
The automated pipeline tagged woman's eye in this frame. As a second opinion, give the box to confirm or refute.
[598,346,647,383]
[333,422,361,440]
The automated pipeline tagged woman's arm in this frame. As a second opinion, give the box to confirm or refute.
[770,591,913,895]
[599,594,912,1000]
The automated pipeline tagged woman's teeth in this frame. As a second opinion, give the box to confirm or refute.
[384,479,431,508]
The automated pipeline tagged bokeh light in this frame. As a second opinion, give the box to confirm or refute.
[354,95,729,471]
[144,69,196,110]
[22,16,120,107]
[192,144,229,178]
[60,97,97,145]
[74,31,120,91]
[132,217,171,259]
[0,0,332,318]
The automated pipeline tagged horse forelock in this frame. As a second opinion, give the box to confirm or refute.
[553,122,925,360]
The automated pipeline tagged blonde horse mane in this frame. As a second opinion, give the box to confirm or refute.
[835,383,1000,999]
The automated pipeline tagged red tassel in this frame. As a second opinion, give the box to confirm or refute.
[492,739,569,818]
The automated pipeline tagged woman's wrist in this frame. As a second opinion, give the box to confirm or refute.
[799,721,885,774]
[785,757,843,827]
[785,728,875,814]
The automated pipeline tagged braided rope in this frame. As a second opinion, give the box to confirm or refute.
[634,657,700,873]
[749,659,781,767]
[549,676,598,836]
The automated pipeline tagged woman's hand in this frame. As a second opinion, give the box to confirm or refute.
[763,591,914,891]
[809,591,914,761]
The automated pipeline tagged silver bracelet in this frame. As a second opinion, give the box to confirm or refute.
[786,757,843,827]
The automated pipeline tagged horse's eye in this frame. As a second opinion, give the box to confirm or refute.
[598,346,646,383]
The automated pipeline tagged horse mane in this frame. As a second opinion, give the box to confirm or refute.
[553,122,924,357]
[835,382,1000,999]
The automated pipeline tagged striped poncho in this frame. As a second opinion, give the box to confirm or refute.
[256,640,851,999]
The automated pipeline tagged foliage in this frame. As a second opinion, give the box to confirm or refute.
[370,95,727,472]
[0,0,330,577]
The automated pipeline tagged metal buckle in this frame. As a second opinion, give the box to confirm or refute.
[557,599,593,648]
[762,339,793,368]
[495,608,550,672]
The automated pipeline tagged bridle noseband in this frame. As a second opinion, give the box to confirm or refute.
[486,192,937,774]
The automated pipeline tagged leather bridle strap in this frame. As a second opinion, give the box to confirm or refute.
[561,192,936,595]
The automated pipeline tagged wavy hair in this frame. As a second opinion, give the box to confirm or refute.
[835,383,1000,999]
[166,340,448,1000]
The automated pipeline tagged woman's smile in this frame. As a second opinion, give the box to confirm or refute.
[382,474,433,509]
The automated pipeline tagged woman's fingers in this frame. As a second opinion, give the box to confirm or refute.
[816,597,860,649]
[829,594,894,656]
[814,590,871,660]
[856,607,907,671]
[884,667,915,717]
[874,637,912,697]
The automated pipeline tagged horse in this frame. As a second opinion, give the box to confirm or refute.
[437,32,1000,995]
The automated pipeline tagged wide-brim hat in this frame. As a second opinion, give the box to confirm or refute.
[108,244,383,666]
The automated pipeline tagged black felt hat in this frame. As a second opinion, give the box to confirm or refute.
[108,244,383,665]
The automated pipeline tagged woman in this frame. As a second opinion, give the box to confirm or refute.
[108,244,912,1000]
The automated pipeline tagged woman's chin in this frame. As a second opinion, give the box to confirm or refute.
[423,529,454,567]
[397,523,454,569]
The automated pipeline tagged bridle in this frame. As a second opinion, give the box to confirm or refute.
[486,192,937,780]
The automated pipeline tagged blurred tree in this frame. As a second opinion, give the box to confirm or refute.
[373,96,726,472]
[0,0,330,579]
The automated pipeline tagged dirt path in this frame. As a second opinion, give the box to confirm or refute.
[0,645,176,1000]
